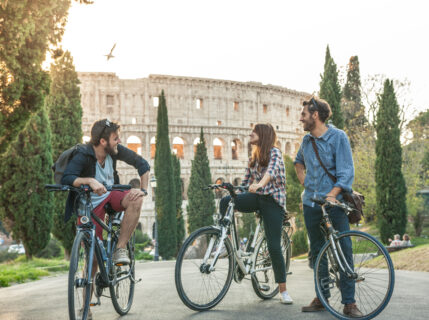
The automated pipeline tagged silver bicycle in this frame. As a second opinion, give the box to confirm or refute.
[174,183,292,311]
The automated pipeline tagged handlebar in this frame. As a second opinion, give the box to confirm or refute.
[310,197,353,212]
[45,184,132,193]
[203,182,248,197]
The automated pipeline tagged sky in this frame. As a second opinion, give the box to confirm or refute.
[60,0,429,121]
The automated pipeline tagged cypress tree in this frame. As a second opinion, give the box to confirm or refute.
[187,128,215,233]
[342,56,367,147]
[154,91,177,259]
[0,106,54,259]
[0,0,70,155]
[375,79,407,243]
[172,154,185,253]
[46,51,82,259]
[320,45,344,129]
[284,155,304,215]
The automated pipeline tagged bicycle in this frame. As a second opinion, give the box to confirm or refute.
[310,197,395,320]
[175,183,292,311]
[45,184,140,320]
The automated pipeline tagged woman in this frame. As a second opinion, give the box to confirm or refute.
[219,123,292,304]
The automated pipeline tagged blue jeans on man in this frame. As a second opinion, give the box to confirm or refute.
[304,204,355,304]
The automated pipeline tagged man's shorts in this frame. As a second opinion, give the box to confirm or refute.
[81,190,129,240]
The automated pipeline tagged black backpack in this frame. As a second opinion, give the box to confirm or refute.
[52,144,85,184]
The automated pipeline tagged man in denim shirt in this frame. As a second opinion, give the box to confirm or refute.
[294,97,362,317]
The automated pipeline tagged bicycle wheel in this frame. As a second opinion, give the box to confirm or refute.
[109,235,135,315]
[314,230,395,320]
[251,236,278,299]
[68,231,91,320]
[282,229,292,276]
[175,226,234,311]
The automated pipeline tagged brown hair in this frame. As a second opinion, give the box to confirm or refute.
[90,118,120,146]
[303,96,332,123]
[249,123,277,168]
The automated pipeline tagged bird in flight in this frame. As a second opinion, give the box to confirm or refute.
[105,43,116,61]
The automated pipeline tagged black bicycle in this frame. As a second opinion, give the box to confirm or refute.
[45,184,139,320]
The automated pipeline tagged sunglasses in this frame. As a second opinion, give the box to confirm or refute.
[98,119,111,142]
[310,97,319,110]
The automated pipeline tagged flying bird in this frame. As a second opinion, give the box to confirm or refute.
[105,43,116,61]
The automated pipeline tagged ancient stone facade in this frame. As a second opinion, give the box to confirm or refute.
[78,72,308,237]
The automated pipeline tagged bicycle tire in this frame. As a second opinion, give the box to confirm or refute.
[282,229,292,277]
[109,235,135,315]
[68,231,91,320]
[175,226,234,311]
[314,230,395,320]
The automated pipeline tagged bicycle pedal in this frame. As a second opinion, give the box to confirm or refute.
[89,302,100,307]
[259,284,270,291]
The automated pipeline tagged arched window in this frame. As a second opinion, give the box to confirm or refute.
[172,137,185,159]
[82,136,90,143]
[231,139,241,160]
[193,137,201,154]
[233,177,242,186]
[150,136,156,159]
[213,138,223,160]
[127,136,142,155]
[285,142,291,155]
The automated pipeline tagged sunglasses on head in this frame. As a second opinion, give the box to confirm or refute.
[98,119,111,142]
[310,97,319,110]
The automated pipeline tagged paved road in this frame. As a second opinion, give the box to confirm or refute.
[1,259,428,320]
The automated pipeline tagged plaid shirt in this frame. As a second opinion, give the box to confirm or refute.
[242,147,286,211]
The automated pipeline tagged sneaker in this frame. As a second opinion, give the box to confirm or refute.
[280,291,293,304]
[113,248,130,265]
[78,308,92,320]
[301,297,326,312]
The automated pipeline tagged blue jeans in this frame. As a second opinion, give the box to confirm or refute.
[220,193,286,283]
[304,205,355,304]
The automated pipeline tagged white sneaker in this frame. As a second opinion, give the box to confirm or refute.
[280,291,293,304]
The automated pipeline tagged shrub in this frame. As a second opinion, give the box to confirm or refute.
[35,238,63,259]
[292,229,309,257]
[135,229,151,244]
[0,250,18,263]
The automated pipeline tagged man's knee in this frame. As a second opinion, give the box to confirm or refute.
[125,195,143,212]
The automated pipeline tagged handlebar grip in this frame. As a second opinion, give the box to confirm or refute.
[108,184,132,191]
[45,184,69,191]
[311,197,326,205]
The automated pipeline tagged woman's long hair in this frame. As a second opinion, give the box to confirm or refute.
[250,123,277,168]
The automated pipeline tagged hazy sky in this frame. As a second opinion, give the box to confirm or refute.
[61,0,429,120]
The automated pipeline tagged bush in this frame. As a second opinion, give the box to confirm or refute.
[135,229,151,244]
[0,250,18,263]
[292,229,309,257]
[135,251,154,261]
[35,238,63,259]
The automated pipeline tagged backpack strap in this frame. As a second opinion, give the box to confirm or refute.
[309,137,337,183]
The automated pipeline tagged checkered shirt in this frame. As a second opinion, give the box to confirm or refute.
[242,147,286,211]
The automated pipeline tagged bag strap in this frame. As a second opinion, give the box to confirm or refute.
[309,137,337,183]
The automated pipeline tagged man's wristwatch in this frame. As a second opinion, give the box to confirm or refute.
[140,188,148,196]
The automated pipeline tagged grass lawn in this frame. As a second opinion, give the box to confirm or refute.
[0,256,68,287]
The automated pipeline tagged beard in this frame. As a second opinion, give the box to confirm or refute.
[303,118,316,132]
[104,141,118,156]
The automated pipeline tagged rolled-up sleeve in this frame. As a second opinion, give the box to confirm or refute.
[267,148,281,178]
[117,144,150,176]
[334,132,354,192]
[294,142,305,166]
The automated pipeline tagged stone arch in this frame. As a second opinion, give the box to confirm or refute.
[213,137,225,160]
[285,141,291,155]
[231,138,241,160]
[127,135,142,155]
[150,136,156,159]
[172,136,185,159]
[193,137,201,154]
[233,177,242,186]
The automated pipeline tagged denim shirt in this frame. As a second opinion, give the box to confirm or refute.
[294,125,354,207]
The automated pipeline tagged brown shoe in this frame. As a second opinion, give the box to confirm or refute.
[301,297,326,312]
[343,303,363,318]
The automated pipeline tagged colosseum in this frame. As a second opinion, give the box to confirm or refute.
[78,72,308,237]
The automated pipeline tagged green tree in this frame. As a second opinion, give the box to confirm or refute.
[172,153,185,253]
[187,128,215,233]
[238,213,256,239]
[320,45,344,129]
[0,106,54,259]
[342,56,367,147]
[375,79,407,243]
[154,91,176,259]
[46,51,82,259]
[284,155,304,215]
[0,0,71,155]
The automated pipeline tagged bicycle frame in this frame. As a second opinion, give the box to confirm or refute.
[320,203,357,279]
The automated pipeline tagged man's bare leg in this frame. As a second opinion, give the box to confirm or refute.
[117,194,143,249]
